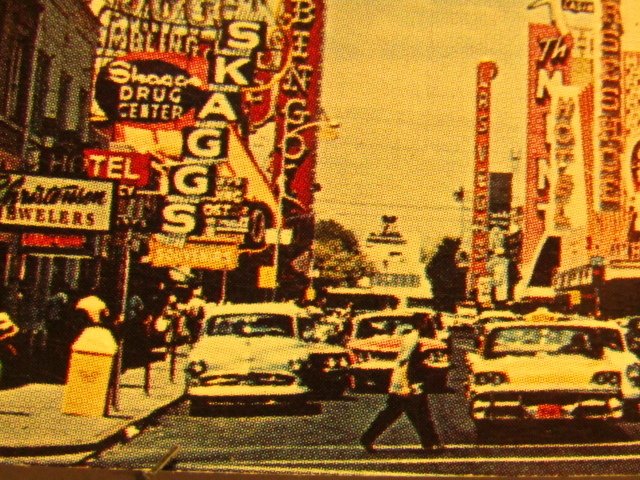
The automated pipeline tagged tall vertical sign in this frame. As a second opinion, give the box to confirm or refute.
[470,61,498,291]
[269,0,325,290]
[272,0,325,215]
[522,24,574,267]
[597,0,623,211]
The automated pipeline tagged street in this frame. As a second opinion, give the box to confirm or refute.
[82,333,640,477]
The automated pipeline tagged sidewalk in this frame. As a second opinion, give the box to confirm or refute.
[0,349,187,457]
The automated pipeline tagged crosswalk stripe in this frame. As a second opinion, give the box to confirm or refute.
[242,453,640,465]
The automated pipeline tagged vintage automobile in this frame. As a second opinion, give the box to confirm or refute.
[346,308,451,392]
[465,316,640,436]
[185,303,351,414]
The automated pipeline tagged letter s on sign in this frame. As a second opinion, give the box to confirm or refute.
[162,203,197,235]
[227,21,262,50]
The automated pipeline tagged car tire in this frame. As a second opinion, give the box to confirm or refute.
[320,381,349,399]
[189,398,208,416]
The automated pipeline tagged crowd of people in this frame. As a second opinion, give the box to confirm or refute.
[0,278,209,387]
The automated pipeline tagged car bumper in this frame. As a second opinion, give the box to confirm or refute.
[469,391,624,421]
[188,384,309,402]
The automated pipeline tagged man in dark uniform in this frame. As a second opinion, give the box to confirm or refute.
[359,313,441,453]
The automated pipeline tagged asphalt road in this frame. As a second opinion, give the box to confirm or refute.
[83,333,640,477]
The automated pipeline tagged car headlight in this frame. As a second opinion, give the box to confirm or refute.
[627,363,640,387]
[288,358,305,371]
[186,360,207,377]
[424,350,449,365]
[323,355,349,369]
[325,357,338,369]
[474,372,508,386]
[591,371,621,387]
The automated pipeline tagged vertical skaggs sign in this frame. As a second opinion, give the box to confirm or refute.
[470,61,497,282]
[272,0,325,214]
[157,19,268,249]
[598,0,623,210]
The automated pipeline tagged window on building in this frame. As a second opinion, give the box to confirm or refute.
[77,87,89,141]
[4,35,31,124]
[30,51,51,134]
[56,71,72,131]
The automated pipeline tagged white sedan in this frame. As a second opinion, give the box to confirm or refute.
[465,317,640,435]
[185,303,351,414]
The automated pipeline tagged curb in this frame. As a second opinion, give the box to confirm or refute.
[0,394,185,458]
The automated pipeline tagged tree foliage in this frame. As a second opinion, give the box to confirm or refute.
[425,237,467,312]
[314,220,374,288]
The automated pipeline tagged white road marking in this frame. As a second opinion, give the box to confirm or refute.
[184,464,455,477]
[165,439,640,453]
[249,454,640,465]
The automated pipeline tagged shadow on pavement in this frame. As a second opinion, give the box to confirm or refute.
[189,401,323,418]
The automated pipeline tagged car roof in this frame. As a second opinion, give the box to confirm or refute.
[484,318,624,333]
[203,302,309,318]
[353,307,436,322]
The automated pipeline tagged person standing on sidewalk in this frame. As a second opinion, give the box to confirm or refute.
[359,313,441,453]
[0,309,19,387]
[184,286,206,345]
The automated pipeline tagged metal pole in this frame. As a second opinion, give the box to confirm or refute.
[111,227,132,410]
[220,270,227,304]
[271,167,285,302]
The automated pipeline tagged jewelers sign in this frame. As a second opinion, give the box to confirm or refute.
[0,174,116,232]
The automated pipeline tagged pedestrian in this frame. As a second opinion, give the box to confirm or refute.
[359,312,441,453]
[0,309,19,387]
[43,284,68,381]
[122,286,149,369]
[184,286,206,344]
[75,286,111,331]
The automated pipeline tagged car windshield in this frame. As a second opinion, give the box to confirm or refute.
[484,326,623,358]
[206,314,295,338]
[355,314,436,339]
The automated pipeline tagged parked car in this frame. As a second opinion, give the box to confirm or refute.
[346,308,450,392]
[185,303,351,414]
[465,315,640,437]
[624,317,640,356]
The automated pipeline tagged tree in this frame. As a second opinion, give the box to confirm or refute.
[313,219,374,289]
[426,237,467,312]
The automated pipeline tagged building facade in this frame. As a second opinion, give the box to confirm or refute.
[0,0,103,328]
[517,0,640,317]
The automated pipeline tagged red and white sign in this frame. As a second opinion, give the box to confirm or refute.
[522,24,573,267]
[84,150,152,188]
[470,61,498,282]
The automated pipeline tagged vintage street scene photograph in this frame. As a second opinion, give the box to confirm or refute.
[2,0,640,478]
